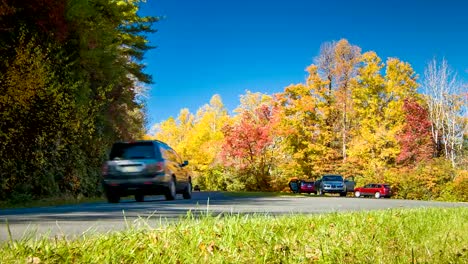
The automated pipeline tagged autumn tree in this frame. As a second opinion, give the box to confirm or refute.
[234,90,273,114]
[276,69,336,178]
[181,95,231,190]
[397,99,434,165]
[221,96,277,191]
[276,40,360,178]
[150,95,232,190]
[151,117,181,146]
[348,52,418,180]
[423,58,467,167]
[315,39,361,161]
[152,108,194,153]
[0,0,157,199]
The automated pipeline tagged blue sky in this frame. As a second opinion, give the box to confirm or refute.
[139,0,468,129]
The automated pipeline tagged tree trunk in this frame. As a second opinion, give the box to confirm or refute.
[342,101,347,161]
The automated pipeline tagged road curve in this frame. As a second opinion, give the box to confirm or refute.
[1,192,466,242]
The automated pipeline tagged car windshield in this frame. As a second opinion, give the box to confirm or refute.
[110,142,156,160]
[322,175,343,181]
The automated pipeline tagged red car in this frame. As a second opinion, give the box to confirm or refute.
[354,183,391,199]
[299,181,316,194]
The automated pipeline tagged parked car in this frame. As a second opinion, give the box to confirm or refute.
[288,177,301,193]
[354,183,391,198]
[314,174,347,196]
[299,181,315,194]
[101,140,192,203]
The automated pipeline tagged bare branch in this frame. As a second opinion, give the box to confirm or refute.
[423,58,465,168]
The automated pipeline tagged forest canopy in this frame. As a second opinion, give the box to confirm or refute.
[150,40,467,201]
[0,0,156,200]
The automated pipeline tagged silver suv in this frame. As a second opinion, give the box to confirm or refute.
[314,174,347,196]
[101,140,192,203]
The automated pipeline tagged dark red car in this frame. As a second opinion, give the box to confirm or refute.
[299,181,316,194]
[354,183,391,199]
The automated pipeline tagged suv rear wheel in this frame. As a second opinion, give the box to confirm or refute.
[165,177,176,201]
[135,193,144,202]
[106,193,120,203]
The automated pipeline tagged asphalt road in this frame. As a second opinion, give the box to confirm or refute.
[1,192,466,242]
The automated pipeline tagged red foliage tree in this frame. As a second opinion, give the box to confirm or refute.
[397,99,434,165]
[221,104,277,190]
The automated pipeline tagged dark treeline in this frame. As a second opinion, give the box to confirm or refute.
[0,0,156,201]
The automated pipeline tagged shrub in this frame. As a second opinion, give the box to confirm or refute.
[384,159,466,201]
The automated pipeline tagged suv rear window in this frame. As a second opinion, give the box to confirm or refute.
[110,142,157,160]
[322,175,343,181]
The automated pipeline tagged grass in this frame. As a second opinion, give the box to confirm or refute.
[1,207,467,263]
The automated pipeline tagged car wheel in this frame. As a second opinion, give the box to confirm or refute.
[374,192,381,199]
[165,178,176,201]
[106,193,120,203]
[135,193,144,202]
[183,181,192,199]
[340,192,346,197]
[354,191,361,198]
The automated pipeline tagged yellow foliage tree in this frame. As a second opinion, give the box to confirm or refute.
[348,52,418,181]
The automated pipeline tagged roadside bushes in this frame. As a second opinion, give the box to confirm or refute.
[384,159,467,201]
[0,0,156,202]
[438,170,468,202]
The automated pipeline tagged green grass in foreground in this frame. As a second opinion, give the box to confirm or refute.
[1,208,467,263]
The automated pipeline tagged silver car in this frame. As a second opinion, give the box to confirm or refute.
[314,174,347,196]
[101,140,192,203]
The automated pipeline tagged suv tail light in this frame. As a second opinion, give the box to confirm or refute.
[147,162,164,173]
